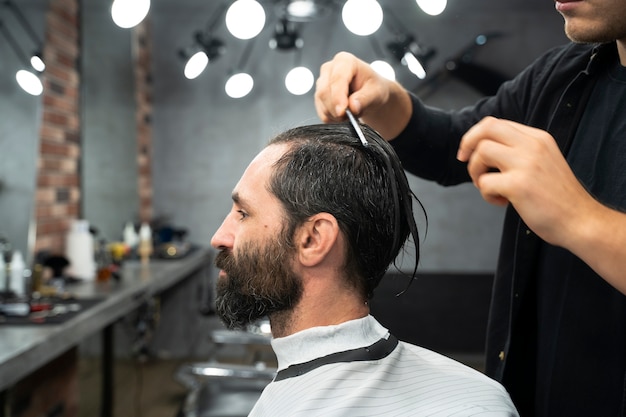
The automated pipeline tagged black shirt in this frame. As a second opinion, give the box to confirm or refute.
[392,42,626,416]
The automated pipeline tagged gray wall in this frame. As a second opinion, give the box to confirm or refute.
[0,1,48,262]
[81,3,139,243]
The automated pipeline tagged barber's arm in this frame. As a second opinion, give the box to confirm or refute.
[458,116,626,295]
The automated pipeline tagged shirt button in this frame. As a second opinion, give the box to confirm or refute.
[499,351,505,361]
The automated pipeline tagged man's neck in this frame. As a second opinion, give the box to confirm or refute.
[269,291,370,338]
[618,38,626,66]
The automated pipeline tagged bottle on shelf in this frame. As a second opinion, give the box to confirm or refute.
[138,223,153,265]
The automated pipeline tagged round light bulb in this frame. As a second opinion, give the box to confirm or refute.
[184,51,209,79]
[30,55,45,72]
[225,73,254,98]
[342,0,383,36]
[16,70,43,96]
[287,0,316,19]
[370,60,395,81]
[403,52,427,79]
[225,0,266,40]
[111,0,150,29]
[285,66,314,95]
[416,0,447,16]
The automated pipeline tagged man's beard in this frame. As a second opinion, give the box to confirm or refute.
[214,236,303,331]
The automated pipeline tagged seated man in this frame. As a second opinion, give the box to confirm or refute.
[211,121,518,416]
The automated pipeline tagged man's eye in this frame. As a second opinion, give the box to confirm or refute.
[237,210,248,220]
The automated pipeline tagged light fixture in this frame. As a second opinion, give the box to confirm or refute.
[1,0,46,72]
[179,32,225,79]
[287,0,316,19]
[225,0,266,40]
[342,0,383,36]
[16,69,43,96]
[182,51,208,80]
[0,19,43,96]
[387,34,436,80]
[276,0,331,22]
[225,72,254,98]
[224,38,257,99]
[269,18,303,50]
[416,0,447,16]
[30,54,45,72]
[285,66,314,95]
[111,0,150,29]
[179,1,442,97]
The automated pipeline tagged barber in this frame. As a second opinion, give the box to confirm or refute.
[314,2,626,416]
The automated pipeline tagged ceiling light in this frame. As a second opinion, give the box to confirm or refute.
[1,1,46,72]
[30,54,45,72]
[111,0,150,29]
[269,19,303,50]
[287,0,317,19]
[278,0,331,22]
[0,18,44,95]
[183,51,208,79]
[225,72,254,98]
[179,34,225,79]
[342,0,383,36]
[402,52,427,79]
[285,66,314,95]
[370,60,395,81]
[387,34,436,80]
[16,70,43,96]
[416,0,447,16]
[225,0,266,40]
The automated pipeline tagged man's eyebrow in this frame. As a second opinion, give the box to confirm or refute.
[231,191,250,211]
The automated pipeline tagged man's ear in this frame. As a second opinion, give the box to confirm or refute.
[295,213,340,267]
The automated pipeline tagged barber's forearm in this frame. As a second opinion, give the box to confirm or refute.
[566,201,626,295]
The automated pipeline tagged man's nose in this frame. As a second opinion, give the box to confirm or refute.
[210,214,235,250]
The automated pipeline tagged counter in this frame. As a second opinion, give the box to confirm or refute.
[0,247,213,393]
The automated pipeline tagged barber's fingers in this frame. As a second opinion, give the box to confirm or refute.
[315,63,349,122]
[459,117,559,207]
[473,172,510,206]
[465,138,509,182]
[315,52,381,123]
[457,117,522,162]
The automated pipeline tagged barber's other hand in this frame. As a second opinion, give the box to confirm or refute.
[457,116,596,247]
[314,51,412,140]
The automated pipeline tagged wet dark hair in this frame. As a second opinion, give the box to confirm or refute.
[268,122,424,299]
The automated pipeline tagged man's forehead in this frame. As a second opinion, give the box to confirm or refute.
[232,143,288,204]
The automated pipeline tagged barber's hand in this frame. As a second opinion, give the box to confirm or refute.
[314,51,412,140]
[457,116,595,247]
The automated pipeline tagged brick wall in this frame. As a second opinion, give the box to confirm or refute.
[134,20,153,224]
[34,1,154,255]
[34,0,80,255]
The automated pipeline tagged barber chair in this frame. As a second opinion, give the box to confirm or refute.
[176,318,277,417]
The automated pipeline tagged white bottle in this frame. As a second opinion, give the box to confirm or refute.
[66,219,96,280]
[138,222,153,264]
[123,222,139,249]
[0,253,6,293]
[9,250,25,297]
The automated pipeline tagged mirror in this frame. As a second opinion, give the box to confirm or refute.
[0,0,47,263]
